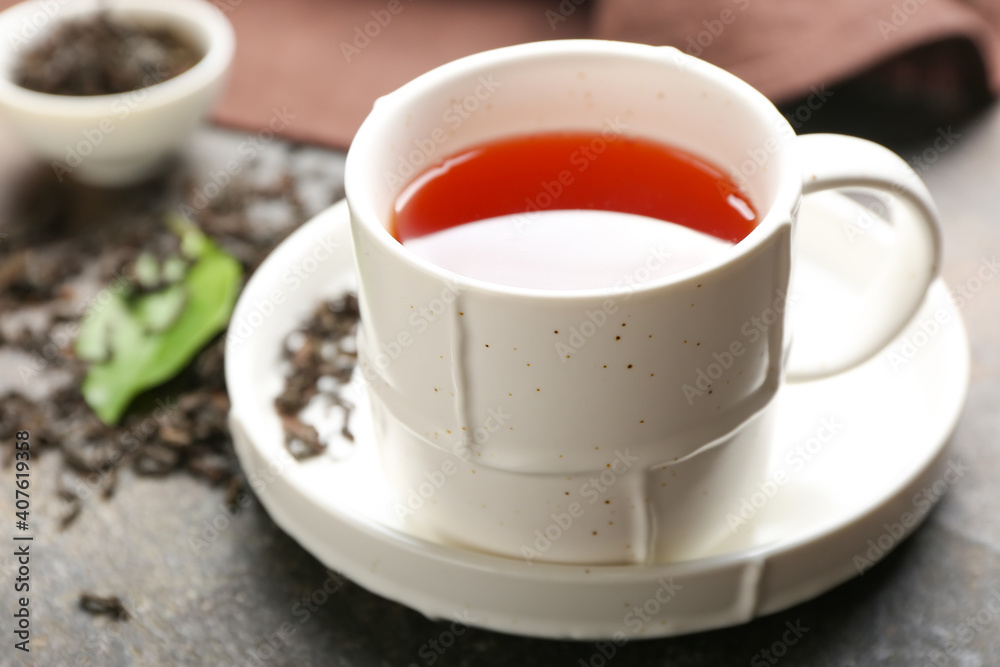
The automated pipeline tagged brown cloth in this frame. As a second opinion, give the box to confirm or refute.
[6,0,1000,148]
[212,0,1000,148]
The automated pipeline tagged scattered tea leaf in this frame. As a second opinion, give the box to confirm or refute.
[276,295,361,460]
[79,593,130,621]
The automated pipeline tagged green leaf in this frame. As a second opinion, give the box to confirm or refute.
[169,214,210,259]
[132,283,187,333]
[74,293,131,363]
[162,256,187,283]
[134,252,160,288]
[77,218,243,425]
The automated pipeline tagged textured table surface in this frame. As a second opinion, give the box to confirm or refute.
[1,96,998,667]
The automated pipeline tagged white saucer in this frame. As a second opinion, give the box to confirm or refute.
[225,196,969,640]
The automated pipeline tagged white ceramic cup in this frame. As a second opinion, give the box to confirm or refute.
[345,40,941,564]
[0,0,234,186]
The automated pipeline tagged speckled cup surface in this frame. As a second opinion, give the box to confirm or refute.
[345,41,942,564]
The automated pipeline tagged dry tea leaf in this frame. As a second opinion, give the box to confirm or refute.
[16,12,201,96]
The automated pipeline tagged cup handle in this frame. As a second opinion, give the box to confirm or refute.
[785,133,944,381]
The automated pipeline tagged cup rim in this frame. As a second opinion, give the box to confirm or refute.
[346,39,801,300]
[0,0,235,116]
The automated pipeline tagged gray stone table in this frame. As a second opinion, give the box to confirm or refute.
[0,94,998,667]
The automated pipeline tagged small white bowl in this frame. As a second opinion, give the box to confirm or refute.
[0,0,234,186]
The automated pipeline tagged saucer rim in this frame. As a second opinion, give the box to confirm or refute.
[226,198,970,639]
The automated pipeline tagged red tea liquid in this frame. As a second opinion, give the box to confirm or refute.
[392,132,759,290]
[393,132,757,243]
